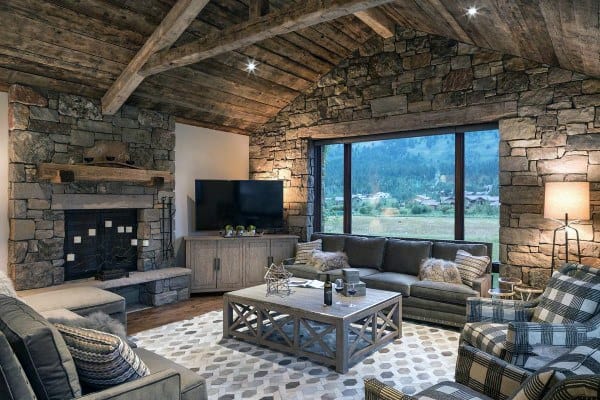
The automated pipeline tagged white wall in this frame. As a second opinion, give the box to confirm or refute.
[0,93,8,273]
[174,123,249,265]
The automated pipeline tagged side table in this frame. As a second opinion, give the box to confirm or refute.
[514,286,544,301]
[488,288,515,299]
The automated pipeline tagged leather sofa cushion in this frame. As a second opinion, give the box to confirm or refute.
[432,242,489,262]
[135,348,207,400]
[0,331,36,400]
[344,236,387,270]
[323,268,379,280]
[285,264,320,280]
[311,233,348,252]
[410,280,478,305]
[383,239,432,276]
[0,294,82,400]
[362,273,420,296]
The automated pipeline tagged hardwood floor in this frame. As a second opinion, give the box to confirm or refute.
[127,293,223,335]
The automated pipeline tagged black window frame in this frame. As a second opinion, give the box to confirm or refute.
[313,123,499,241]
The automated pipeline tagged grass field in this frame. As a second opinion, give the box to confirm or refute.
[323,215,500,261]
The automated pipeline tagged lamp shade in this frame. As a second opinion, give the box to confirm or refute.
[544,182,590,220]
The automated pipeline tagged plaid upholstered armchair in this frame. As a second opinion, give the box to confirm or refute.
[365,339,600,400]
[461,263,600,368]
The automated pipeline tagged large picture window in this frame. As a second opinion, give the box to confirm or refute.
[316,125,500,260]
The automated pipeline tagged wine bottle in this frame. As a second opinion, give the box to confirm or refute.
[324,274,332,306]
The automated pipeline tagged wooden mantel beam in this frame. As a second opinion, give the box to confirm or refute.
[141,0,398,76]
[101,0,210,115]
[354,8,395,38]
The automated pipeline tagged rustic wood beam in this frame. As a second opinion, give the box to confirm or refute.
[141,0,398,76]
[249,0,270,20]
[286,102,518,140]
[101,0,210,115]
[354,8,395,38]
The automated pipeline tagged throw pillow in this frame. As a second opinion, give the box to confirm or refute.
[0,269,16,297]
[532,271,600,324]
[55,324,150,391]
[48,311,136,348]
[309,250,350,272]
[294,239,322,265]
[419,258,462,284]
[455,250,490,287]
[508,370,555,400]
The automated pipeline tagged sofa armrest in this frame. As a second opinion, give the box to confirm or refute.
[542,375,600,400]
[471,274,491,297]
[78,370,181,400]
[505,321,594,355]
[455,345,530,399]
[364,379,416,400]
[466,297,537,323]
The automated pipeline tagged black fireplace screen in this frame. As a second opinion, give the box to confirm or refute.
[64,209,138,281]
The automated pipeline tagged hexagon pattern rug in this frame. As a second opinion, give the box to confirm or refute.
[132,311,460,400]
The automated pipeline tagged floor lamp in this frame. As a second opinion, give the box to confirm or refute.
[544,182,590,274]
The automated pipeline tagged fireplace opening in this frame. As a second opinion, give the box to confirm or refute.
[64,209,138,281]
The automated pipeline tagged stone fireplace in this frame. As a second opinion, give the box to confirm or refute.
[7,84,176,290]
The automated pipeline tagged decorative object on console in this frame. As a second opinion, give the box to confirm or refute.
[419,258,462,284]
[544,182,590,274]
[264,263,292,296]
[235,225,245,236]
[309,250,350,272]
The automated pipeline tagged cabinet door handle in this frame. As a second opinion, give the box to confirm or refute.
[214,258,221,271]
[267,256,273,266]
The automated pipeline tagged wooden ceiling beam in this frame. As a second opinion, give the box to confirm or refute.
[101,0,210,115]
[141,0,398,76]
[354,8,395,38]
[249,0,270,20]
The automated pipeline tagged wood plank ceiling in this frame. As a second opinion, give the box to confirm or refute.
[0,0,598,135]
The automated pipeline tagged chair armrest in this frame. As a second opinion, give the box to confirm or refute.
[505,321,594,354]
[542,375,600,400]
[466,297,537,323]
[364,379,416,400]
[78,370,181,400]
[471,274,491,297]
[455,345,530,399]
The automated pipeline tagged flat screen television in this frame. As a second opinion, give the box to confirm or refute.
[195,180,284,231]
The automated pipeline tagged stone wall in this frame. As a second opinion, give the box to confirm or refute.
[7,84,176,290]
[249,27,600,286]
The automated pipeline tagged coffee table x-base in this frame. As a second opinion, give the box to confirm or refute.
[223,285,402,373]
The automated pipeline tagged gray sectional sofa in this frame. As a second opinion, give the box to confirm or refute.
[286,233,492,327]
[0,291,207,400]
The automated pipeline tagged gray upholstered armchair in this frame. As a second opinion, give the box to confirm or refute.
[461,263,600,368]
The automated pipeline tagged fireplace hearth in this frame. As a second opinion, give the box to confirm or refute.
[64,209,138,281]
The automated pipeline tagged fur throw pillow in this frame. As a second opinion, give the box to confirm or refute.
[419,258,462,284]
[0,269,16,297]
[309,250,350,272]
[48,311,134,346]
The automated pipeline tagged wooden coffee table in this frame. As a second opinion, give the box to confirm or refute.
[223,285,402,373]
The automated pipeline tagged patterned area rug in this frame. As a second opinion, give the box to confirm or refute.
[132,311,460,399]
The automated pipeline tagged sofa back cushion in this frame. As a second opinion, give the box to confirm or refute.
[344,236,387,270]
[0,331,37,400]
[433,242,489,264]
[383,239,432,276]
[0,294,82,400]
[311,233,347,252]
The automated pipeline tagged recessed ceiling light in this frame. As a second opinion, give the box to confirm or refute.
[245,59,258,73]
[466,6,478,17]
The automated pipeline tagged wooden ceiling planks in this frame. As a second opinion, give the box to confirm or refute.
[0,0,598,134]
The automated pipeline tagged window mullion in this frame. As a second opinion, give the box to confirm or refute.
[343,143,352,234]
[455,132,465,240]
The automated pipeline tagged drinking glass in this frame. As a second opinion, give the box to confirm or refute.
[334,278,344,305]
[347,282,357,308]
